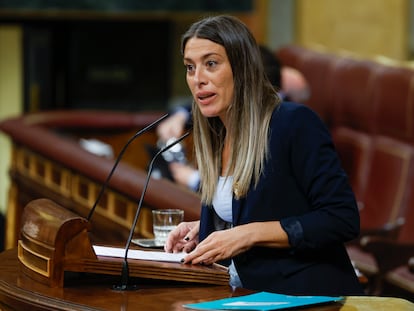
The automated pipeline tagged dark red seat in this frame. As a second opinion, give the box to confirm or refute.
[383,257,414,301]
[373,65,414,143]
[359,136,414,231]
[275,44,311,68]
[329,58,380,133]
[350,162,414,295]
[346,135,414,293]
[331,127,372,203]
[293,50,338,124]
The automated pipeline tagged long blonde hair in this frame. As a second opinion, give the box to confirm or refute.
[182,16,280,205]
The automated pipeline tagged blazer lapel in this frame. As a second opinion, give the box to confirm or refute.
[232,196,244,225]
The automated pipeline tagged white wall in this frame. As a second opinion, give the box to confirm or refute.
[0,25,23,216]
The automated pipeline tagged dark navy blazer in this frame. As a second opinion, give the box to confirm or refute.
[199,102,364,296]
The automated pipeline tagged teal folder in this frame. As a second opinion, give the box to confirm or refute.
[183,291,343,310]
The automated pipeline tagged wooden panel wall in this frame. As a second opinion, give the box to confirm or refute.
[296,0,409,60]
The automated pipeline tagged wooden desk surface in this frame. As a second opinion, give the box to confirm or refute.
[0,248,413,311]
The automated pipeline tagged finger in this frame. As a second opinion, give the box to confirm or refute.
[182,241,197,254]
[183,225,199,242]
[184,250,209,265]
[172,241,186,253]
[164,225,185,252]
[165,221,196,252]
[183,242,207,264]
[164,238,175,253]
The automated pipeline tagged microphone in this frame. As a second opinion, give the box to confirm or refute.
[114,131,190,291]
[87,113,169,221]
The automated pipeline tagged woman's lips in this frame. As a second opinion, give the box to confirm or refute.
[196,92,216,105]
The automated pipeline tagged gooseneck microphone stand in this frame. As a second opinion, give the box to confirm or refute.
[113,132,190,291]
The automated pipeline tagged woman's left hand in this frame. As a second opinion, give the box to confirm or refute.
[183,221,290,265]
[183,225,252,265]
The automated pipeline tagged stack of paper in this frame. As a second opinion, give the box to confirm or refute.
[88,245,229,286]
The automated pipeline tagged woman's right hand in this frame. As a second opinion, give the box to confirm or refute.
[164,220,200,254]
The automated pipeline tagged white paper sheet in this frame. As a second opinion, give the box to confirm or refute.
[93,245,186,263]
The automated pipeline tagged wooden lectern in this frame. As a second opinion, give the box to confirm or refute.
[18,198,229,287]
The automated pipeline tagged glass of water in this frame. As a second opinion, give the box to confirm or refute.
[152,209,184,246]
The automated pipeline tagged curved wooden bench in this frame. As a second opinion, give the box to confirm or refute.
[0,110,201,248]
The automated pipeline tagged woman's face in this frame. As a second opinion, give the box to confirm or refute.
[183,37,234,123]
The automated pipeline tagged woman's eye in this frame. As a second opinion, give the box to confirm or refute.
[207,60,217,67]
[185,64,194,72]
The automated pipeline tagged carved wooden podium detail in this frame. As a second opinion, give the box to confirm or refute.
[18,198,229,288]
[18,198,96,287]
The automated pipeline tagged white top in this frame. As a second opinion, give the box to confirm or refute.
[212,176,233,223]
[211,175,243,288]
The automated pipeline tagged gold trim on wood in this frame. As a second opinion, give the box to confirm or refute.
[8,144,154,244]
[18,240,51,277]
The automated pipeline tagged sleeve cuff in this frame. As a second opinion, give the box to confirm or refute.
[280,218,304,250]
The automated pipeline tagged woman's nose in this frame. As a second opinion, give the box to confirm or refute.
[193,67,207,85]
